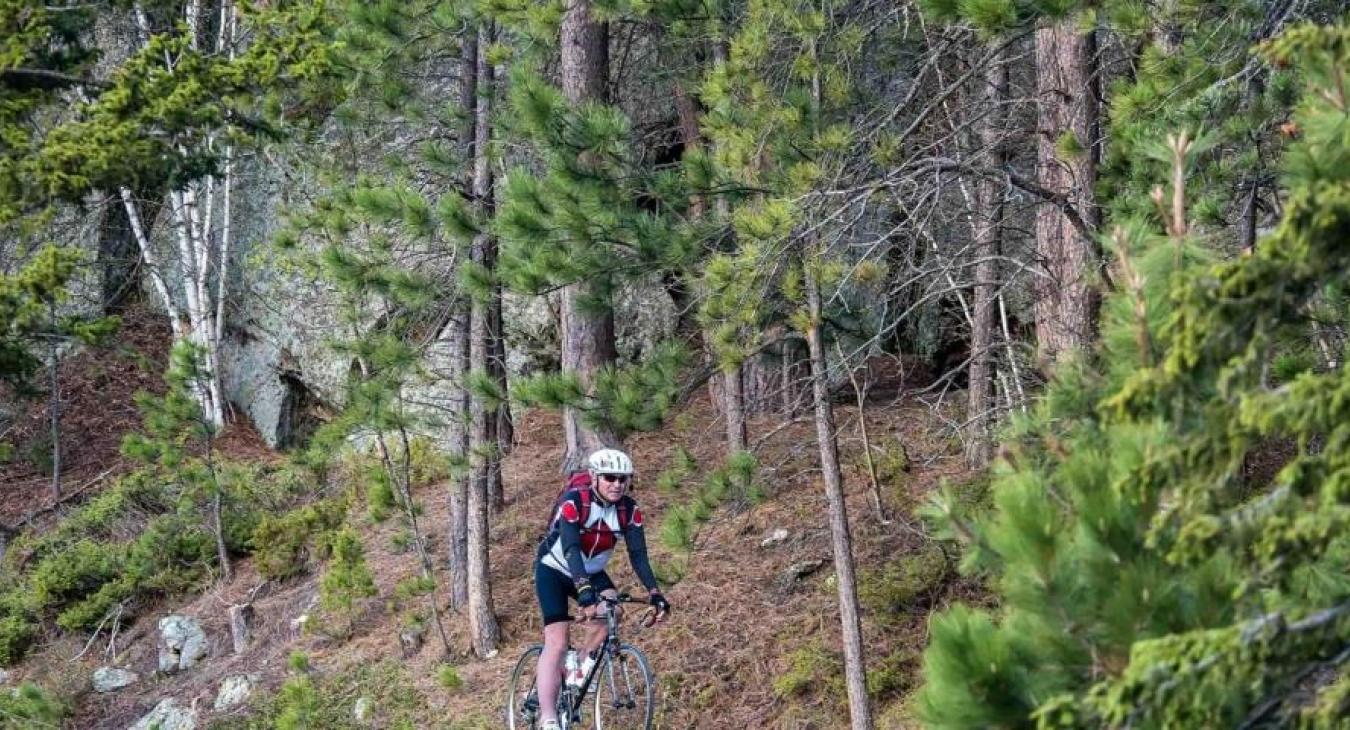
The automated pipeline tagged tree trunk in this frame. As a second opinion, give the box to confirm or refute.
[206,435,232,583]
[447,306,470,611]
[803,267,872,730]
[723,364,746,454]
[468,22,505,515]
[467,22,501,656]
[559,0,619,473]
[966,49,1008,468]
[446,30,477,613]
[1033,20,1100,371]
[47,298,61,502]
[491,290,513,456]
[779,337,809,417]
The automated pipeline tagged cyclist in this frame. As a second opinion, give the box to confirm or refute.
[532,447,670,730]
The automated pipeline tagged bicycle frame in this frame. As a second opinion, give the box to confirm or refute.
[561,595,646,724]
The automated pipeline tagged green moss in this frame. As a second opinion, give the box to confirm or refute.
[773,643,843,699]
[867,648,920,699]
[859,543,950,619]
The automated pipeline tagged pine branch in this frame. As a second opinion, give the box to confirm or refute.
[0,68,107,91]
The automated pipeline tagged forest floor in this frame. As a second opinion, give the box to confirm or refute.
[2,312,983,729]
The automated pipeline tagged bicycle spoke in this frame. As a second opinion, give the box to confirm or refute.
[506,645,544,730]
[593,645,654,730]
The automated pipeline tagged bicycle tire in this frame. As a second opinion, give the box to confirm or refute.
[592,644,655,730]
[506,644,544,730]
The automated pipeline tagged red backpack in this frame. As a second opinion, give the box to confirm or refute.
[545,472,632,534]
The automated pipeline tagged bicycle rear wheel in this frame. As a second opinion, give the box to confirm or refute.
[506,644,544,730]
[592,644,655,730]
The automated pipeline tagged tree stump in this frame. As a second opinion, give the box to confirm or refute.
[228,604,254,655]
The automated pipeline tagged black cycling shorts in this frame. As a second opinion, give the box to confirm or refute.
[535,561,615,626]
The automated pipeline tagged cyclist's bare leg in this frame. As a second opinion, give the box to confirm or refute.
[582,588,619,656]
[538,620,569,724]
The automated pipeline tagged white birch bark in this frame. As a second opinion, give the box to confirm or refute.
[124,1,233,429]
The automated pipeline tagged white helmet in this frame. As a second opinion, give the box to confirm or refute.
[587,448,634,476]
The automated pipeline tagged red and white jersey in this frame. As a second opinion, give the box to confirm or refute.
[541,490,642,579]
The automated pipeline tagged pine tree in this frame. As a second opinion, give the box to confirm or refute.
[122,341,235,581]
[695,1,882,725]
[480,0,700,470]
[0,246,118,497]
[917,20,1350,728]
[319,527,378,638]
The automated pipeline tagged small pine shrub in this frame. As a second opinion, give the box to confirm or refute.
[319,527,377,636]
[394,575,434,600]
[288,650,310,673]
[659,507,694,551]
[0,682,67,725]
[252,499,347,580]
[404,436,452,487]
[28,539,118,611]
[436,664,463,690]
[367,473,396,522]
[0,614,37,665]
[275,676,320,730]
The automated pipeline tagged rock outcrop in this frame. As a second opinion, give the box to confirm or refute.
[92,667,138,693]
[128,698,197,730]
[157,615,208,673]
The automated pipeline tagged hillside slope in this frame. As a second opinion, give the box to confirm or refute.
[7,351,973,729]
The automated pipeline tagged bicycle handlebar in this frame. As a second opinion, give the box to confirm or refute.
[578,592,665,628]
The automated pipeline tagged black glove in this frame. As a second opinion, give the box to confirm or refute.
[576,583,599,608]
[649,591,670,615]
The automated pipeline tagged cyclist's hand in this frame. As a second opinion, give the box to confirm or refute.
[577,584,599,609]
[649,592,670,621]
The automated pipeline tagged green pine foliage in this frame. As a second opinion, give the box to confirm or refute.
[0,349,322,666]
[917,22,1350,728]
[0,245,117,394]
[2,1,335,223]
[319,527,378,637]
[0,682,68,726]
[252,499,349,580]
[510,341,688,441]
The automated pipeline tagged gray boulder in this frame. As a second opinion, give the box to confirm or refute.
[92,667,138,693]
[213,675,257,710]
[157,615,208,673]
[128,698,197,730]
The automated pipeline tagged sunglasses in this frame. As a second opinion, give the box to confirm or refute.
[597,473,631,484]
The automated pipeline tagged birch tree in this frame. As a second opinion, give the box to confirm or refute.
[117,1,240,429]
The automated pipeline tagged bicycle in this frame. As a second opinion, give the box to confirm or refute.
[505,593,658,730]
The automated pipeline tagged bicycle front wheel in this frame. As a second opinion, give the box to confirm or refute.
[593,643,655,730]
[506,644,544,730]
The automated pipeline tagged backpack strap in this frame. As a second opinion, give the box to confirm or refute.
[576,486,591,523]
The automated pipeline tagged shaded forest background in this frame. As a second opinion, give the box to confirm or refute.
[1,0,1349,727]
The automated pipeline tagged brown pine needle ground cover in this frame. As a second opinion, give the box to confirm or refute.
[24,351,981,729]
